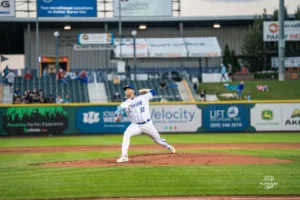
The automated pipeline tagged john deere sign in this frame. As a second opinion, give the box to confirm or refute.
[3,107,68,136]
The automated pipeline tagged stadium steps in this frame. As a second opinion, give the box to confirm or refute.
[88,82,108,103]
[177,81,191,102]
[1,86,13,104]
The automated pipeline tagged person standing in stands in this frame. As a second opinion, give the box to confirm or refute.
[24,70,32,80]
[220,64,228,82]
[5,71,15,91]
[228,64,233,82]
[79,69,88,83]
[3,66,10,86]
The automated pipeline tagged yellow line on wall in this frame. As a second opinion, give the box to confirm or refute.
[2,99,300,108]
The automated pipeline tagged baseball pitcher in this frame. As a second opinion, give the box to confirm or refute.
[114,84,176,163]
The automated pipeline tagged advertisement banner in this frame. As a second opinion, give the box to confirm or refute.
[114,38,148,58]
[150,105,202,132]
[185,37,222,57]
[113,0,172,17]
[78,33,114,45]
[3,107,68,135]
[76,106,130,134]
[202,104,250,132]
[264,21,300,42]
[251,104,282,131]
[281,104,300,131]
[147,38,187,58]
[37,0,97,17]
[0,0,15,17]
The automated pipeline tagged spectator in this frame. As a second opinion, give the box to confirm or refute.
[236,81,245,100]
[14,97,21,104]
[200,89,206,101]
[43,68,48,77]
[220,64,228,82]
[161,97,168,102]
[39,95,46,103]
[56,95,64,104]
[228,64,233,82]
[193,83,198,93]
[24,70,32,80]
[47,95,55,104]
[38,89,43,97]
[64,95,71,103]
[159,80,166,89]
[113,76,121,85]
[2,66,10,86]
[57,69,66,83]
[79,69,88,83]
[22,91,29,104]
[169,81,178,89]
[112,92,121,102]
[5,71,15,89]
[14,88,21,98]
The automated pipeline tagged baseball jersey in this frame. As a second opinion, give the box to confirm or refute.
[118,90,155,124]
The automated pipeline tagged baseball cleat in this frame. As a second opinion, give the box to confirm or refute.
[168,145,176,153]
[117,155,129,163]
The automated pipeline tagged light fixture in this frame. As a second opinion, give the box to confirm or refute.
[64,25,71,30]
[139,25,147,30]
[131,30,137,36]
[213,23,221,28]
[54,31,60,37]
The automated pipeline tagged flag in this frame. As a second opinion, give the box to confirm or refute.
[1,55,8,62]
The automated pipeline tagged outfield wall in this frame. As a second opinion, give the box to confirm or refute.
[0,101,300,136]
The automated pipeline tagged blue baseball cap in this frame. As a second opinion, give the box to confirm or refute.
[123,84,135,91]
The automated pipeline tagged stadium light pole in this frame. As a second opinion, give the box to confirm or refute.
[118,0,122,61]
[278,0,285,81]
[132,30,137,81]
[54,31,60,72]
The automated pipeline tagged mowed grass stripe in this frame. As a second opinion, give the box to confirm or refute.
[1,133,300,148]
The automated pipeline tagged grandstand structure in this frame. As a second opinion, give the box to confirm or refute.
[0,0,280,104]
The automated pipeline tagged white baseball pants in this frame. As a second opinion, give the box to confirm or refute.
[121,121,170,156]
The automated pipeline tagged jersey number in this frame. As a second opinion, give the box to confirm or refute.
[140,107,145,113]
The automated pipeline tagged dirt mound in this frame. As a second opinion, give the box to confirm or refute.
[1,143,300,154]
[36,153,293,168]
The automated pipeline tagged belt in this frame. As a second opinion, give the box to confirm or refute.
[136,119,151,125]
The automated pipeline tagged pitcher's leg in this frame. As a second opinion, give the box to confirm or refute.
[143,122,170,149]
[121,123,141,156]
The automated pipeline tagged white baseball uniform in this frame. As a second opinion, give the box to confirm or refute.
[117,90,171,156]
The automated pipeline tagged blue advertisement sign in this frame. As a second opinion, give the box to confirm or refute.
[202,104,250,132]
[37,0,97,17]
[76,106,130,134]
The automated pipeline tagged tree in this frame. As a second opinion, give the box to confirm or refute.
[223,44,234,67]
[270,6,289,20]
[295,5,300,20]
[231,50,241,73]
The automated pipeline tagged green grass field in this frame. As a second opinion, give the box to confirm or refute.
[199,80,300,100]
[0,133,300,200]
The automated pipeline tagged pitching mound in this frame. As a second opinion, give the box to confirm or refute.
[37,153,293,168]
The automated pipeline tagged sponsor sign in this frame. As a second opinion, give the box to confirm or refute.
[76,106,130,133]
[282,104,300,131]
[202,104,250,132]
[37,0,97,17]
[264,21,300,42]
[0,0,15,17]
[78,33,114,45]
[251,104,281,131]
[114,38,148,58]
[147,38,188,58]
[271,57,300,68]
[150,105,202,132]
[74,44,115,51]
[76,105,202,133]
[3,107,68,135]
[113,0,172,17]
[185,37,222,57]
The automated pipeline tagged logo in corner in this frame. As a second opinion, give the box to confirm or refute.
[261,110,273,120]
[83,112,100,124]
[269,23,279,34]
[227,106,239,118]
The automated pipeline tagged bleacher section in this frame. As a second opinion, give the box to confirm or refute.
[105,80,182,102]
[14,75,90,103]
